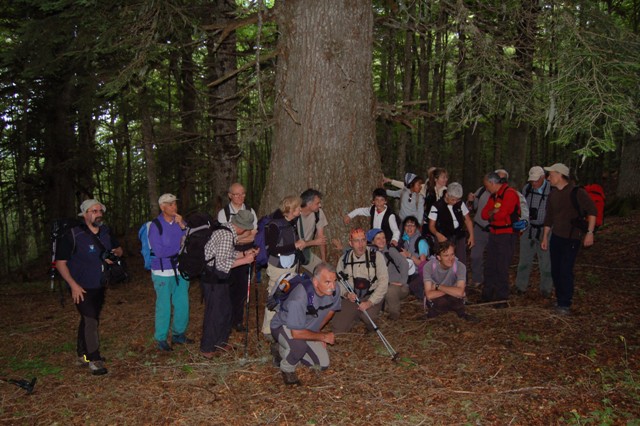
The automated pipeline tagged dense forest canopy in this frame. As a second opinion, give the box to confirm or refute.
[0,0,639,276]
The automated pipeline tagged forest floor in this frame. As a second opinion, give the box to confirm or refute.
[0,212,639,425]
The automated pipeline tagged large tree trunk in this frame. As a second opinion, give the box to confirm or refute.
[206,0,239,213]
[139,88,160,218]
[263,0,379,246]
[617,131,640,198]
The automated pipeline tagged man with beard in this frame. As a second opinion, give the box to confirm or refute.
[56,199,123,376]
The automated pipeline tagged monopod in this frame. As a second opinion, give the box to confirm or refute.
[337,273,399,360]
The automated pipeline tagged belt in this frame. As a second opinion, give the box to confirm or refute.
[474,222,489,232]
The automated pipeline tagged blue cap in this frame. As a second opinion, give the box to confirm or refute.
[366,228,384,243]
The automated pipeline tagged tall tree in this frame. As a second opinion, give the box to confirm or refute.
[261,0,380,244]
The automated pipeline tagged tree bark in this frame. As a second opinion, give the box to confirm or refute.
[206,0,240,213]
[263,0,379,247]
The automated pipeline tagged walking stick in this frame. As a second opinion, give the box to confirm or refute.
[255,266,260,339]
[337,273,399,360]
[243,262,254,359]
[0,377,36,394]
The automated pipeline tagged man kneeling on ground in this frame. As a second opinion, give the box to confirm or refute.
[270,263,341,385]
[423,240,478,322]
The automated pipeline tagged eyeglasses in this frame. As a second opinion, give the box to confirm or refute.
[230,193,246,197]
[87,209,103,214]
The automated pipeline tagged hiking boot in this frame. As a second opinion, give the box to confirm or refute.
[270,342,282,368]
[76,355,90,367]
[88,360,108,376]
[234,323,247,332]
[541,290,552,299]
[281,371,301,385]
[493,302,508,309]
[172,334,194,345]
[157,340,173,352]
[553,306,571,316]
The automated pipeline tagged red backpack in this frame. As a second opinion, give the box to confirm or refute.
[571,184,605,231]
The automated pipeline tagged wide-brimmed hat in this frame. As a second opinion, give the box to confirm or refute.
[231,210,254,230]
[544,163,570,177]
[78,199,106,216]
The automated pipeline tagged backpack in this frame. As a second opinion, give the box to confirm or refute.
[177,212,229,280]
[341,248,379,297]
[138,218,162,270]
[571,184,605,233]
[254,214,274,268]
[223,204,251,223]
[266,273,333,317]
[51,218,83,259]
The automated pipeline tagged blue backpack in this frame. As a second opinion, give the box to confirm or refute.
[138,218,162,270]
[266,273,334,317]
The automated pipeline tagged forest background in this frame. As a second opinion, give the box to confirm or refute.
[1,0,639,277]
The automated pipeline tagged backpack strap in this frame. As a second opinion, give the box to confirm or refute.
[384,249,400,274]
[301,279,333,317]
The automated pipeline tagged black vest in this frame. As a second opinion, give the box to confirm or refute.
[433,198,466,239]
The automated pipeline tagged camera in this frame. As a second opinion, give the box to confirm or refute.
[529,207,539,221]
[101,250,120,264]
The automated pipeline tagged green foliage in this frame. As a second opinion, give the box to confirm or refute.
[6,356,61,377]
[517,332,541,343]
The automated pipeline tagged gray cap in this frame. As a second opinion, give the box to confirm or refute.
[231,210,254,230]
[78,199,106,216]
[528,166,545,181]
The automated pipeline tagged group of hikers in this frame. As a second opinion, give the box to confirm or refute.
[56,162,598,384]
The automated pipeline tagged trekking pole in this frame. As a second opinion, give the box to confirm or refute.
[0,377,36,394]
[337,273,399,360]
[243,262,254,359]
[50,223,64,307]
[255,267,260,339]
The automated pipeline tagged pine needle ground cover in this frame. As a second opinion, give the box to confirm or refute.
[1,213,638,425]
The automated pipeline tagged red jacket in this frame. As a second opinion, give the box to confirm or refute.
[481,184,520,235]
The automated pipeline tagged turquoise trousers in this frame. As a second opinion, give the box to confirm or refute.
[152,274,190,342]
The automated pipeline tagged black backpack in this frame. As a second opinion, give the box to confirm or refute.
[177,212,229,280]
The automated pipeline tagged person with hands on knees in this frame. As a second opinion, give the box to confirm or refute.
[333,228,389,333]
[423,240,478,322]
[55,199,123,376]
[270,263,341,385]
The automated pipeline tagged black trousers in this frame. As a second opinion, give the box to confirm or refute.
[75,287,106,361]
[482,233,517,302]
[200,275,232,352]
[229,264,250,327]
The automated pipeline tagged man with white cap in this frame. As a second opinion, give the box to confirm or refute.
[541,163,597,315]
[515,167,553,298]
[148,193,193,352]
[56,199,123,375]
